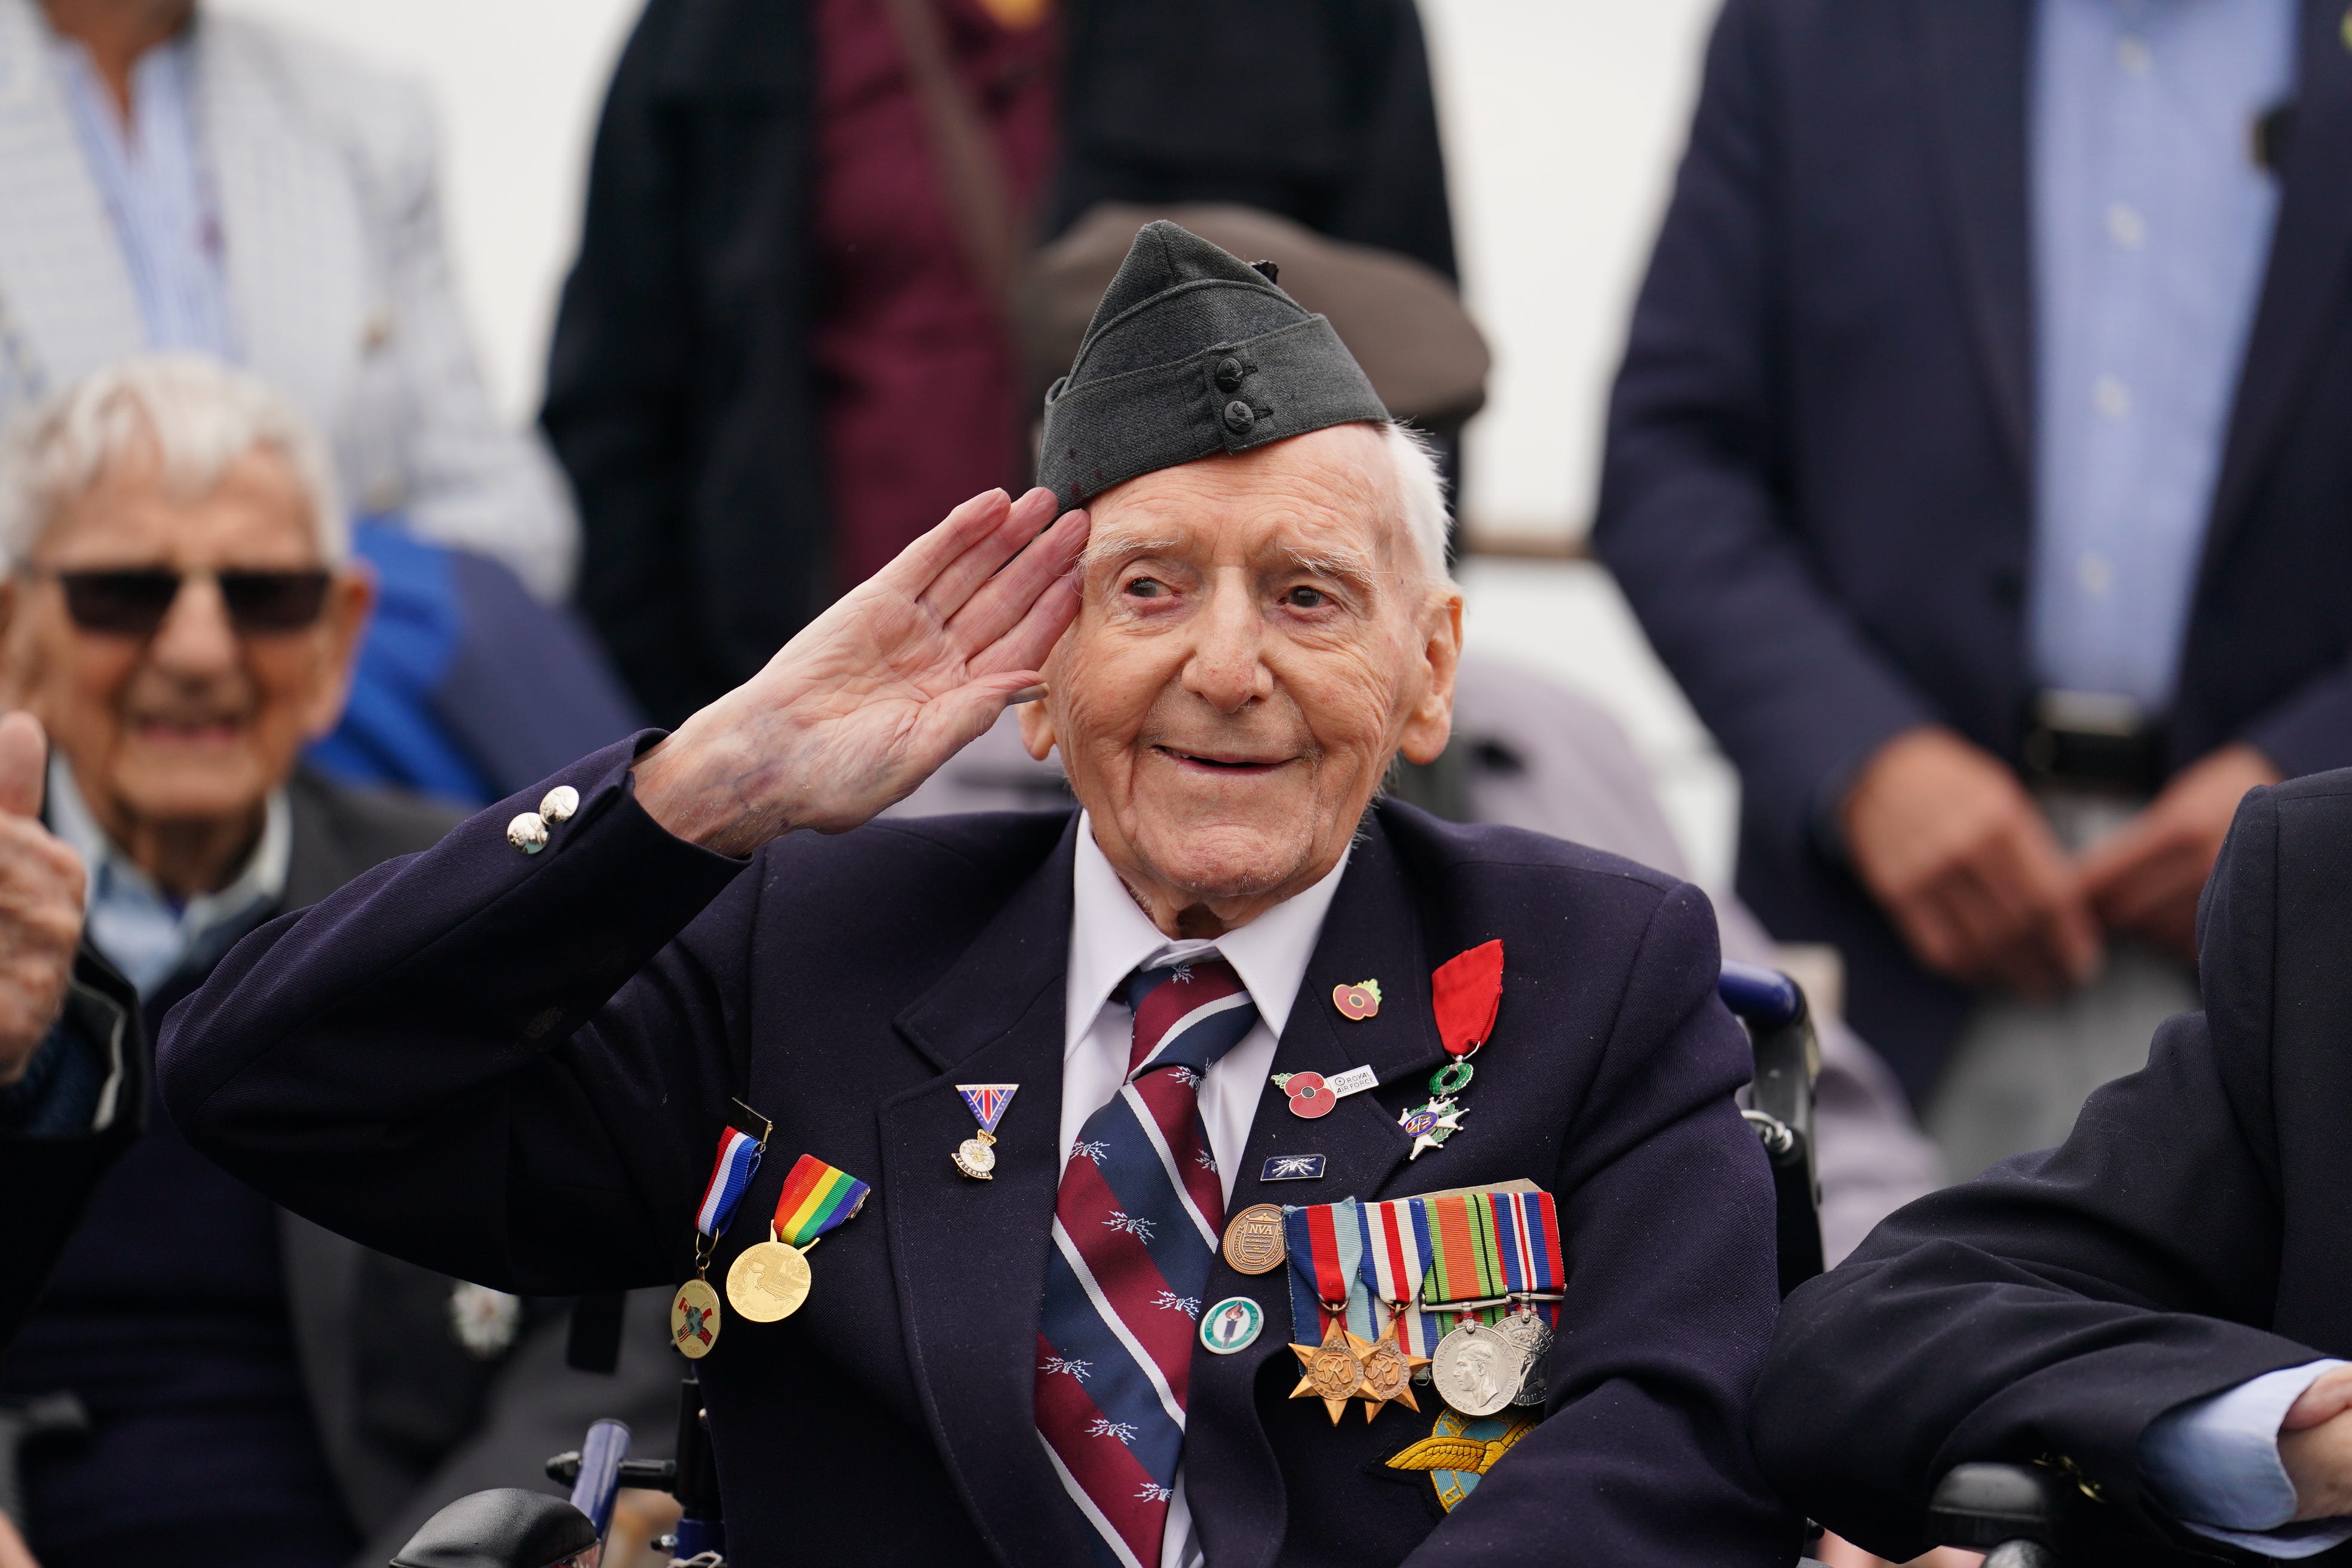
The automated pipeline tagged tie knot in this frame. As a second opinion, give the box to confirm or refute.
[1124,957,1258,1079]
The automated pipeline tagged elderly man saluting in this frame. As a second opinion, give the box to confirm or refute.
[160,226,1793,1567]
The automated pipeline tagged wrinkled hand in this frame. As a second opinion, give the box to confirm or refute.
[1842,726,2102,996]
[2077,743,2279,966]
[2281,1364,2352,1521]
[635,488,1088,856]
[0,711,85,1088]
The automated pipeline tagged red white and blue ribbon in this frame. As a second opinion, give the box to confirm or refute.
[957,1083,1018,1135]
[1360,1198,1444,1356]
[694,1128,763,1241]
[1282,1199,1375,1342]
[1486,1190,1566,1328]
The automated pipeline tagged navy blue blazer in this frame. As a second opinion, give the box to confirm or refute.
[1751,771,2352,1564]
[1594,0,2352,1100]
[156,737,1794,1567]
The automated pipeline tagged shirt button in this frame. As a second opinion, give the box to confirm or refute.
[2094,375,2131,419]
[2106,202,2146,249]
[2117,35,2152,75]
[2078,552,2114,598]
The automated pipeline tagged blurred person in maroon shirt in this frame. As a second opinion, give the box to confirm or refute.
[544,0,1454,725]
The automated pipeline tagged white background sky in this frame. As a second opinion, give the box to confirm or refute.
[223,0,1719,545]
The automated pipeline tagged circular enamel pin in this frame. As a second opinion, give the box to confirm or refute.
[1332,979,1382,1020]
[1200,1296,1265,1355]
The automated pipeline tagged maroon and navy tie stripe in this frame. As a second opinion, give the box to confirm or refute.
[1036,958,1257,1568]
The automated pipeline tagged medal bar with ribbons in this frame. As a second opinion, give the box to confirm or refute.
[672,1120,767,1359]
[1487,1189,1566,1328]
[1282,1199,1379,1424]
[1360,1197,1446,1358]
[725,1153,872,1324]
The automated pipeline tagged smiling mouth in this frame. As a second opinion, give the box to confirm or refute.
[131,716,246,745]
[1156,745,1290,774]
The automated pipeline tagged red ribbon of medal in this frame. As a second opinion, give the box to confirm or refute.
[1432,940,1504,1056]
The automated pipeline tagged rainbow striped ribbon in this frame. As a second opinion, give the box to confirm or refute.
[694,1128,764,1241]
[1486,1190,1566,1327]
[769,1153,872,1247]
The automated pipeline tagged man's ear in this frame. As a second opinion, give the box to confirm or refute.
[1016,694,1058,761]
[299,561,378,741]
[1397,590,1462,766]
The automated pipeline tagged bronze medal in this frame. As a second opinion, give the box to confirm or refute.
[725,1239,813,1323]
[1288,1322,1376,1425]
[670,1277,723,1359]
[1220,1202,1287,1275]
[1355,1320,1431,1421]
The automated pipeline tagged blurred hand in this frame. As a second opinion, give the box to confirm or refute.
[2077,743,2280,966]
[1842,727,2102,996]
[635,488,1088,856]
[0,711,86,1087]
[2281,1364,2352,1521]
[0,1511,38,1568]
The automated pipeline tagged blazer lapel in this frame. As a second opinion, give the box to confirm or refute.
[1907,0,2036,494]
[878,816,1094,1567]
[2199,0,2352,576]
[1184,817,1446,1568]
[0,0,142,402]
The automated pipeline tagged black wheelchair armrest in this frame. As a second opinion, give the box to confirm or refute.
[1929,1462,2088,1566]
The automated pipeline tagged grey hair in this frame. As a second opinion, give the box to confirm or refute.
[0,355,345,567]
[1380,420,1455,589]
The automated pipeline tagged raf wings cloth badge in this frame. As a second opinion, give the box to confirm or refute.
[724,1153,871,1323]
[1385,1406,1539,1515]
[672,1117,768,1358]
[952,1083,1018,1179]
[1400,941,1503,1159]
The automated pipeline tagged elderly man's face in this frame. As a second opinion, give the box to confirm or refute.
[0,448,370,856]
[1021,424,1462,935]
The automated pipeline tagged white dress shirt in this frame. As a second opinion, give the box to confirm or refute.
[1059,814,1350,1568]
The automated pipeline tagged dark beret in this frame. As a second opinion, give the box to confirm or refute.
[1036,220,1391,510]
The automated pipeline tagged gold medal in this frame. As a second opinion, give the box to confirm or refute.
[1221,1202,1287,1275]
[725,1239,813,1322]
[1355,1319,1432,1421]
[670,1276,722,1359]
[1288,1321,1376,1425]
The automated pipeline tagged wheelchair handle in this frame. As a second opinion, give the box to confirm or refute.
[567,1418,630,1542]
[1719,960,1806,1029]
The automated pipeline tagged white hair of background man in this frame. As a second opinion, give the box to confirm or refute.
[0,355,347,569]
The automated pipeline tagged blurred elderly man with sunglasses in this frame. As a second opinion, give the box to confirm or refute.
[0,356,674,1568]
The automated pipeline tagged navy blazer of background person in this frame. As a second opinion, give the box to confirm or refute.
[1594,0,2352,1099]
[155,736,1795,1567]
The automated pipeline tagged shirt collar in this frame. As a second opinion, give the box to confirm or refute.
[1065,810,1351,1053]
[48,753,292,990]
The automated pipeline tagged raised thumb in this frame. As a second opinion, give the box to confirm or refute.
[0,712,47,819]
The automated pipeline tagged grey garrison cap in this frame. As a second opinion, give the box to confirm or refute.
[1036,220,1391,509]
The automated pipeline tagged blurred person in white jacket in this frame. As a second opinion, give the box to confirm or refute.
[0,0,576,599]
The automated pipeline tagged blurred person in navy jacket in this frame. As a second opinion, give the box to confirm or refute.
[0,359,672,1568]
[1594,0,2352,1169]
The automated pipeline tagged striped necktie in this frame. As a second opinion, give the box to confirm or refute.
[1036,957,1258,1568]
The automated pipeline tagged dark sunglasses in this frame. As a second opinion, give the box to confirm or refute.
[40,567,333,637]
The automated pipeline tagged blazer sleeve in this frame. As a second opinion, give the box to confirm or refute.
[1749,784,2321,1560]
[1591,0,1938,857]
[365,72,582,602]
[2241,656,2352,782]
[158,737,755,1294]
[1405,881,1799,1567]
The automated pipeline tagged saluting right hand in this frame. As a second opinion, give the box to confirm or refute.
[0,711,86,1087]
[634,487,1088,858]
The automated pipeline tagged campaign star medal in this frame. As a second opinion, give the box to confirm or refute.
[951,1083,1018,1180]
[672,1108,769,1358]
[1290,1323,1377,1424]
[1358,1197,1441,1419]
[1354,1321,1431,1420]
[724,1153,871,1323]
[1399,941,1503,1160]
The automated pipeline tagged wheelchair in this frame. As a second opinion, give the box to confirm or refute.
[387,963,2123,1568]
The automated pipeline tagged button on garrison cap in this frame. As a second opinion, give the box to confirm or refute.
[1037,220,1390,509]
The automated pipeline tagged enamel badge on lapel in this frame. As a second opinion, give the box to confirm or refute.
[1400,941,1503,1160]
[1333,979,1382,1019]
[1275,1064,1377,1120]
[951,1083,1018,1179]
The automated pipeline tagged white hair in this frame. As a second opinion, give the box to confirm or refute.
[1380,420,1455,589]
[0,355,345,568]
